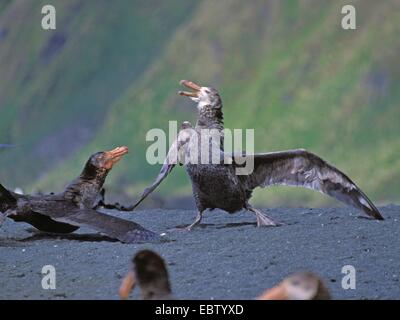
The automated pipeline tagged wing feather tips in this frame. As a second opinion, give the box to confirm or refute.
[365,206,384,220]
[327,181,384,220]
[339,184,384,220]
[355,190,384,220]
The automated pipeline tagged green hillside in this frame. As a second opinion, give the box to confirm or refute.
[0,0,197,187]
[1,0,399,207]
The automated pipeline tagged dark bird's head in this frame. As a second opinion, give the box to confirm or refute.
[64,146,129,204]
[119,250,172,300]
[87,146,129,171]
[79,146,129,183]
[179,80,223,128]
[258,272,331,300]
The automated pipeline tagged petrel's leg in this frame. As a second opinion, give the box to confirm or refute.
[172,210,205,231]
[246,206,282,227]
[185,210,204,231]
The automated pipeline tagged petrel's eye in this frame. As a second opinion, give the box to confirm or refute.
[205,89,211,94]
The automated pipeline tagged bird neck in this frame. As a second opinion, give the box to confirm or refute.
[142,284,172,300]
[63,162,109,205]
[196,104,224,131]
[79,162,109,187]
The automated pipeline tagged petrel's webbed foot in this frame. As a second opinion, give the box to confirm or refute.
[247,207,283,227]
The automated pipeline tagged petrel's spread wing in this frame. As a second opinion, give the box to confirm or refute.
[129,124,194,210]
[235,149,383,220]
[131,161,175,210]
[30,201,160,243]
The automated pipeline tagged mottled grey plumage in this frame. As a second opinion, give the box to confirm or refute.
[0,147,159,243]
[132,80,383,228]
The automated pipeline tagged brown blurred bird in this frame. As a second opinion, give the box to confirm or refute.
[258,272,331,300]
[0,147,159,243]
[119,250,174,300]
[130,80,383,229]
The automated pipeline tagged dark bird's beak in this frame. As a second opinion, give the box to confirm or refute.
[119,270,136,300]
[102,146,129,169]
[257,283,289,300]
[105,146,129,158]
[179,80,201,98]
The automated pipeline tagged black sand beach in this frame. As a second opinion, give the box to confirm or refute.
[0,205,399,300]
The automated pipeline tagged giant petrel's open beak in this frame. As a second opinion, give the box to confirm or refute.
[179,80,201,98]
[103,146,129,169]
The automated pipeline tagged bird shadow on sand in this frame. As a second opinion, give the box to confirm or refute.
[12,229,119,243]
[0,234,117,247]
[14,228,175,244]
[168,221,289,232]
[356,215,382,221]
[0,239,27,247]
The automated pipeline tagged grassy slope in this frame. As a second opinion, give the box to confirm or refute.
[1,0,399,206]
[0,0,198,187]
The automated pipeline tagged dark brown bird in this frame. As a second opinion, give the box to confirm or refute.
[131,80,383,229]
[258,272,331,300]
[0,147,159,243]
[119,250,174,300]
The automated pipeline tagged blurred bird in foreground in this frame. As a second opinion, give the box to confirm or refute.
[258,272,331,300]
[119,250,174,300]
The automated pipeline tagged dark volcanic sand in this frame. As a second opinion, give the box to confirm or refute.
[0,205,399,300]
